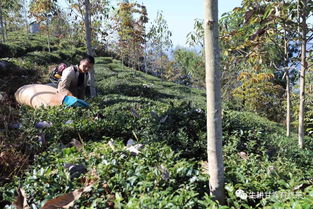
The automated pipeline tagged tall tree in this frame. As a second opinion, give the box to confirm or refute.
[0,0,23,42]
[261,0,295,136]
[84,0,92,55]
[298,0,308,148]
[29,0,59,52]
[146,11,172,77]
[203,0,225,204]
[67,0,110,97]
[112,2,148,69]
[68,0,110,46]
[0,5,4,43]
[239,0,297,129]
[172,48,205,87]
[49,8,71,38]
[284,29,291,137]
[187,3,287,121]
[84,0,96,97]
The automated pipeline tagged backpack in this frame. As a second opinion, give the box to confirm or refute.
[49,63,68,85]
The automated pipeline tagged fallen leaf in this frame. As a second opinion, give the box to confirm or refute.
[126,144,144,155]
[64,164,87,179]
[8,123,22,129]
[160,165,170,181]
[41,184,93,209]
[126,139,135,147]
[108,140,115,151]
[65,120,73,124]
[69,139,83,149]
[159,115,168,123]
[238,152,249,160]
[293,179,313,191]
[38,133,46,144]
[13,188,30,209]
[130,108,140,118]
[35,121,52,129]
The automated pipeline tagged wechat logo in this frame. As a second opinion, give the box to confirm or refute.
[235,189,248,200]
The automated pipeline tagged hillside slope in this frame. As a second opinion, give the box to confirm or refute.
[95,57,206,107]
[1,57,313,208]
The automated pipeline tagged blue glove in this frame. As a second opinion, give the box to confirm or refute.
[63,96,89,107]
[75,99,90,107]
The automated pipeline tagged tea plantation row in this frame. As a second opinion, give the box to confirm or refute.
[1,57,312,208]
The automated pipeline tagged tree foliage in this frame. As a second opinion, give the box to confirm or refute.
[29,0,59,22]
[0,0,24,42]
[112,2,148,69]
[67,0,110,47]
[218,0,305,122]
[145,11,173,77]
[171,48,205,87]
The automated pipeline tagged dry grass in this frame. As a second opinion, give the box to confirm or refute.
[0,92,29,185]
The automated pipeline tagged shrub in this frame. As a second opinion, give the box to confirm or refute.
[1,55,313,208]
[1,141,212,208]
[0,43,26,58]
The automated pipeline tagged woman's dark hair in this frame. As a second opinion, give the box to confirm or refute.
[82,55,95,64]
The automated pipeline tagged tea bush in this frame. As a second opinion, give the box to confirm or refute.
[12,103,313,208]
[1,55,313,208]
[0,31,87,193]
[0,32,59,58]
[1,141,214,208]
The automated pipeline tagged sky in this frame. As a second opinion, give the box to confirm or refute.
[139,0,243,47]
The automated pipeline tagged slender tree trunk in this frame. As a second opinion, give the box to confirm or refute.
[24,1,29,34]
[284,31,291,137]
[0,6,5,43]
[4,15,7,40]
[286,69,291,137]
[47,20,51,52]
[297,0,300,33]
[84,0,96,97]
[160,39,163,78]
[85,0,92,56]
[203,0,225,204]
[298,0,307,149]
